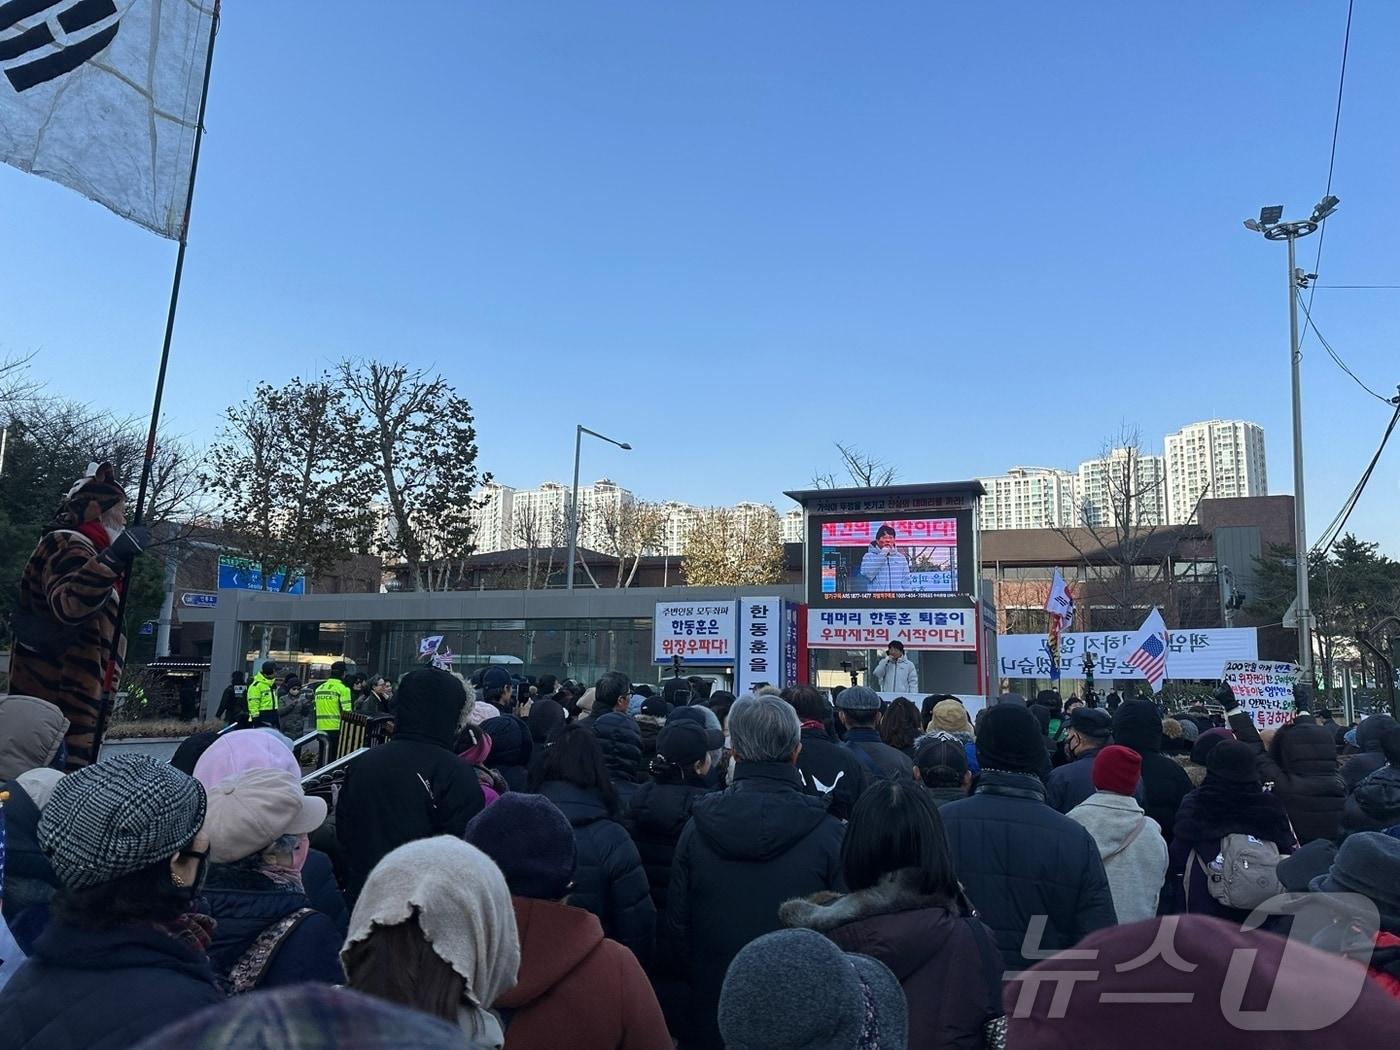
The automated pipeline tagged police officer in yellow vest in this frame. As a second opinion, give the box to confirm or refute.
[316,661,354,757]
[246,661,280,729]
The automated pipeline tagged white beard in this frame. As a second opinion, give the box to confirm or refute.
[104,524,124,544]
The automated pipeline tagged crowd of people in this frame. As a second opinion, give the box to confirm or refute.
[3,664,1400,1049]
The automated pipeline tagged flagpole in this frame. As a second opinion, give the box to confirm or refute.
[93,1,222,761]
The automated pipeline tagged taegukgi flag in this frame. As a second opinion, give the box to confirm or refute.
[0,0,216,238]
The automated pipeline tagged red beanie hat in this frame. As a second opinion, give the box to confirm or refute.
[1092,744,1141,796]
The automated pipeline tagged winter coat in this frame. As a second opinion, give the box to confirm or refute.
[482,715,533,793]
[591,712,645,793]
[1168,779,1297,920]
[780,869,1002,1050]
[301,849,349,936]
[1341,764,1400,836]
[940,770,1118,969]
[1066,792,1169,924]
[0,920,223,1050]
[0,782,59,941]
[335,684,485,899]
[494,897,671,1050]
[922,784,968,809]
[871,656,918,694]
[664,761,844,1050]
[7,515,124,771]
[537,780,655,965]
[276,689,314,739]
[217,684,248,725]
[1229,711,1346,843]
[1046,745,1144,815]
[1113,700,1194,845]
[203,865,345,989]
[842,726,914,781]
[1342,715,1400,792]
[0,696,67,782]
[796,725,869,821]
[625,778,713,914]
[636,713,665,768]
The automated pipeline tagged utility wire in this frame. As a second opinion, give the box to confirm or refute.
[1315,284,1400,289]
[1294,289,1393,405]
[1300,0,1354,348]
[1312,396,1400,558]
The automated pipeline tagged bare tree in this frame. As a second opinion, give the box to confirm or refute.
[203,378,375,592]
[338,360,491,592]
[681,507,785,586]
[596,500,667,588]
[1052,426,1208,631]
[811,441,898,489]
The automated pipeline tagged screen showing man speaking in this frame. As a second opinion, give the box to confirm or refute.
[819,518,958,600]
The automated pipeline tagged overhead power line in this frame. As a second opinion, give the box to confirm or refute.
[1294,290,1393,405]
[1312,393,1400,559]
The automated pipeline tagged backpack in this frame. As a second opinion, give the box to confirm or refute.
[1192,834,1284,911]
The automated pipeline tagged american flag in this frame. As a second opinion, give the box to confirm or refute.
[1125,609,1169,687]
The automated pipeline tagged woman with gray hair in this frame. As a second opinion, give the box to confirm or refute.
[665,694,845,1050]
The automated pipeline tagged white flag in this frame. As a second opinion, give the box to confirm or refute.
[0,0,216,238]
[1045,568,1075,625]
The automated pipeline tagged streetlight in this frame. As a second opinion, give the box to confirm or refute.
[566,425,632,591]
[1242,196,1340,682]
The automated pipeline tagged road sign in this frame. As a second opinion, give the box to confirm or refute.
[180,592,218,608]
[217,555,305,594]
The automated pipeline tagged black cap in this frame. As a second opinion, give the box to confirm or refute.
[1069,707,1113,739]
[656,722,711,767]
[665,706,724,750]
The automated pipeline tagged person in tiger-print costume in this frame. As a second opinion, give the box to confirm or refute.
[9,462,148,771]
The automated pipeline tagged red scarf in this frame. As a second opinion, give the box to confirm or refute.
[76,521,125,595]
[800,719,827,732]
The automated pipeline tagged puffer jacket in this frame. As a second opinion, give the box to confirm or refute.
[0,781,58,936]
[1066,791,1169,924]
[636,713,665,768]
[0,696,68,782]
[940,770,1117,969]
[203,864,345,989]
[625,777,713,913]
[1342,764,1400,836]
[0,920,223,1050]
[300,849,349,937]
[591,712,645,808]
[481,715,533,793]
[780,870,1001,1050]
[665,761,844,1050]
[1343,715,1400,792]
[537,780,655,965]
[1113,700,1194,844]
[1229,711,1346,843]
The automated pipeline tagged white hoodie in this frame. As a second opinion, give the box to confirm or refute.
[1066,790,1169,924]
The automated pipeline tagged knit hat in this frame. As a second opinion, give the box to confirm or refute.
[976,703,1049,775]
[1177,718,1200,742]
[53,461,126,528]
[1206,739,1260,784]
[202,769,327,864]
[1007,915,1400,1045]
[39,755,206,889]
[1092,745,1141,796]
[930,698,973,735]
[480,715,532,768]
[718,929,907,1050]
[131,985,468,1050]
[655,721,710,768]
[1111,699,1161,752]
[1311,831,1400,926]
[464,793,577,901]
[1190,726,1235,766]
[835,685,881,712]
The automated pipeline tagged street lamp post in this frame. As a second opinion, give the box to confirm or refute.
[566,425,632,591]
[1243,196,1339,684]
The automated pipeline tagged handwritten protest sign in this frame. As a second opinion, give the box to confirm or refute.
[1223,659,1300,729]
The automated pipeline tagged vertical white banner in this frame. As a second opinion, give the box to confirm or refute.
[737,597,783,697]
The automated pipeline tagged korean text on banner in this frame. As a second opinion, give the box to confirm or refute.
[737,598,784,696]
[654,601,738,665]
[0,1,217,237]
[1223,659,1301,730]
[808,608,975,650]
[997,628,1258,680]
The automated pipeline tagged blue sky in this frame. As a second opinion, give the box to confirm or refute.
[3,2,1398,552]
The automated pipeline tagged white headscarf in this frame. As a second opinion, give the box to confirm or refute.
[342,837,520,1046]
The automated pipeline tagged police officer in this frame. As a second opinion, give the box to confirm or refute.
[246,660,281,729]
[315,661,354,758]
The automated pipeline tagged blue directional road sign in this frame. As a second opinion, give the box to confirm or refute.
[217,555,306,594]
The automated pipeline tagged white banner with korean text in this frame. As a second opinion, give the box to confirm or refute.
[736,597,784,696]
[997,628,1258,680]
[809,608,976,650]
[653,601,738,665]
